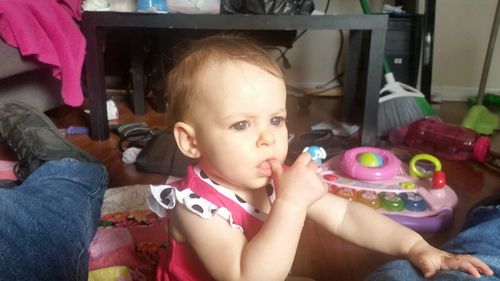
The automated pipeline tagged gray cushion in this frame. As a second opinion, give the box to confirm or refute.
[0,39,63,112]
[0,39,45,80]
[0,69,63,112]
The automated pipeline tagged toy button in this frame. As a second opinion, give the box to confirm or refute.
[336,187,356,201]
[400,192,427,212]
[399,181,416,189]
[379,192,405,212]
[356,190,380,209]
[328,184,339,193]
[323,174,338,181]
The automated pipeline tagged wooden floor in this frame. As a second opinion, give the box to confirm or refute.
[2,95,500,281]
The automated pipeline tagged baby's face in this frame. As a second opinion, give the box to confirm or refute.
[190,60,288,191]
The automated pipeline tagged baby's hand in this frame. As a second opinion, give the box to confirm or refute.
[268,152,328,210]
[408,240,494,278]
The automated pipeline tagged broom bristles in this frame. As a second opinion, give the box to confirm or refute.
[377,74,433,137]
[413,96,435,116]
[378,96,425,137]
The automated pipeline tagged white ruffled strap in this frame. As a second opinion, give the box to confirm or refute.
[150,185,243,232]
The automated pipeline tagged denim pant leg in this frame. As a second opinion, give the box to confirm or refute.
[0,159,108,281]
[366,205,500,281]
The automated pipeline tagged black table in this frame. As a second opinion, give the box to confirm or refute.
[81,12,388,145]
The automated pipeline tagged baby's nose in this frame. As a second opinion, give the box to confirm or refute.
[257,129,275,147]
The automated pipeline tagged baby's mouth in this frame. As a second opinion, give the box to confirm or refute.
[257,160,272,177]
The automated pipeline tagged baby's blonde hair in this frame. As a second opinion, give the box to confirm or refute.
[165,34,284,129]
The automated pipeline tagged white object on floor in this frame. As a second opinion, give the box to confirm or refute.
[310,121,359,137]
[382,4,405,14]
[83,100,119,120]
[106,100,119,120]
[122,147,143,164]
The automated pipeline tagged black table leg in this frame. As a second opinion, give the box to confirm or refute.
[130,32,146,115]
[342,30,362,125]
[361,29,386,146]
[343,29,385,146]
[421,0,435,102]
[83,25,109,141]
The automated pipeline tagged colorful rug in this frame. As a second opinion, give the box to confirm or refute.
[88,184,168,281]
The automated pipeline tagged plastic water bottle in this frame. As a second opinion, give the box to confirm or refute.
[137,0,168,13]
[390,118,491,162]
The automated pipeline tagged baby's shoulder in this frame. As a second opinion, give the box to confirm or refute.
[170,202,242,243]
[150,182,245,230]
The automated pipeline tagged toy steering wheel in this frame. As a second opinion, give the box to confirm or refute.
[340,147,401,181]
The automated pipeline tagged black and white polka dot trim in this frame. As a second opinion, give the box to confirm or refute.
[193,166,275,222]
[150,165,277,232]
[151,185,242,232]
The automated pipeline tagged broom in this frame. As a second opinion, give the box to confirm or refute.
[377,61,433,136]
[359,0,434,136]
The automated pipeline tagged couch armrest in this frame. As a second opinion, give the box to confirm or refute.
[0,39,45,79]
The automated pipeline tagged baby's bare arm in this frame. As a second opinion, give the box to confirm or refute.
[172,153,327,281]
[307,194,493,277]
[307,193,420,255]
[172,199,307,281]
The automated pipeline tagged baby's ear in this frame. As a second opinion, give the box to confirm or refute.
[173,122,201,159]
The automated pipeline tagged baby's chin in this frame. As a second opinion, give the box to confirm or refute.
[239,174,273,191]
[215,173,272,191]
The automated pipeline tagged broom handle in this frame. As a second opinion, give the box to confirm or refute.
[359,0,392,75]
[477,0,500,105]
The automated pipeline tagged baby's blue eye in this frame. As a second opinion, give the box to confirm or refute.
[270,116,286,126]
[231,121,249,131]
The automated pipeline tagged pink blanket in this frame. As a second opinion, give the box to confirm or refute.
[0,0,85,106]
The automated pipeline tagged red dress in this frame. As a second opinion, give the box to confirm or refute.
[150,165,276,281]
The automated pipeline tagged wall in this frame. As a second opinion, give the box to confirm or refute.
[432,0,500,101]
[283,0,500,101]
[281,0,385,89]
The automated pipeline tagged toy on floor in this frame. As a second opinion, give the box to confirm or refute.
[389,118,491,162]
[314,147,458,232]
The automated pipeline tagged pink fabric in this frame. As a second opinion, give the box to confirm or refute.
[156,166,266,281]
[0,160,17,180]
[0,0,85,106]
[90,244,144,271]
[89,212,169,280]
[89,228,135,261]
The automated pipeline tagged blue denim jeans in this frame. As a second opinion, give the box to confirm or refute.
[0,159,108,281]
[366,203,500,281]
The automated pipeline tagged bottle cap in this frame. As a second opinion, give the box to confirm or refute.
[473,136,491,162]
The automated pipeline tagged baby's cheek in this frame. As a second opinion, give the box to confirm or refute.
[278,137,290,160]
